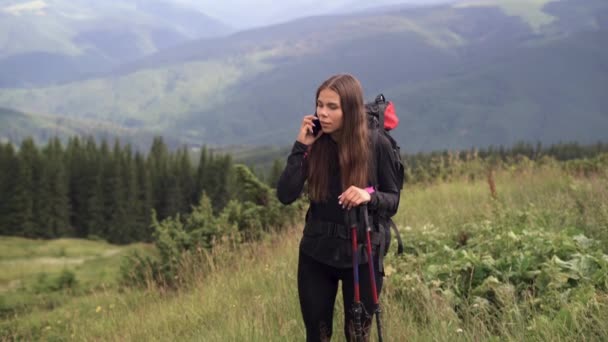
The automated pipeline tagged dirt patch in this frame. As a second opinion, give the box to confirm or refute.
[102,249,121,257]
[0,249,123,268]
[0,280,21,293]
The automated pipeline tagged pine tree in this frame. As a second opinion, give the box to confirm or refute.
[105,139,128,244]
[12,138,38,237]
[134,151,152,241]
[35,141,53,238]
[194,146,209,204]
[66,137,87,237]
[147,136,171,220]
[268,159,284,188]
[0,143,18,235]
[99,139,114,239]
[84,136,105,239]
[177,147,194,214]
[234,164,271,205]
[120,144,138,243]
[163,151,184,218]
[41,137,71,237]
[207,154,234,212]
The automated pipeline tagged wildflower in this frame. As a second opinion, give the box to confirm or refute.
[384,265,396,277]
[96,306,102,313]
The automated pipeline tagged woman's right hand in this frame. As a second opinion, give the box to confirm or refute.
[296,115,322,145]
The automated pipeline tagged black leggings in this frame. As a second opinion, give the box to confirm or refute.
[297,251,383,342]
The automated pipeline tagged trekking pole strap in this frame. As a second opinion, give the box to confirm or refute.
[390,220,404,254]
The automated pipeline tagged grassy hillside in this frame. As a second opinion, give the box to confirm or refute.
[0,236,152,328]
[455,0,558,31]
[0,56,272,127]
[2,164,607,340]
[0,237,151,291]
[0,0,606,151]
[0,107,186,150]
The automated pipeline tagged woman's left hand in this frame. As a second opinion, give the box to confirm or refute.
[338,186,371,210]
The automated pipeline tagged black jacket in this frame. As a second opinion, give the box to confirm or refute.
[277,134,401,220]
[276,133,401,268]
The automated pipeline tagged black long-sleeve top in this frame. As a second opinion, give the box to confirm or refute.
[277,133,401,225]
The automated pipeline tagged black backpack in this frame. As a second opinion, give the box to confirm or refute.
[365,94,405,256]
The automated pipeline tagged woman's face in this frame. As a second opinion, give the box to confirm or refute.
[316,88,343,135]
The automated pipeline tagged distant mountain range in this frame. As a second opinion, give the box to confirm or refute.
[0,0,231,87]
[1,0,607,152]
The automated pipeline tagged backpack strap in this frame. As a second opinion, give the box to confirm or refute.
[368,125,404,273]
[375,94,386,130]
[369,126,380,190]
[389,219,404,254]
[368,127,384,273]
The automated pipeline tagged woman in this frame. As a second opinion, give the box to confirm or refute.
[277,74,401,341]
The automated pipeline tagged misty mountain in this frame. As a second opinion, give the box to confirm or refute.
[174,0,455,29]
[1,0,607,152]
[0,0,232,87]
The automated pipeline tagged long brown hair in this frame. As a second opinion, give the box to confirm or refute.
[307,74,370,202]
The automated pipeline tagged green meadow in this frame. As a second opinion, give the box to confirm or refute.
[2,163,607,341]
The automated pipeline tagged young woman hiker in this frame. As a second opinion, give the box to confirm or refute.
[277,73,402,342]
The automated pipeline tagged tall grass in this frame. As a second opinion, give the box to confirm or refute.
[2,166,607,341]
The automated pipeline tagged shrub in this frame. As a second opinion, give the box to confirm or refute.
[32,270,78,293]
[120,164,304,288]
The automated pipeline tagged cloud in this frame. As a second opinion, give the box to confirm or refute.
[3,0,48,16]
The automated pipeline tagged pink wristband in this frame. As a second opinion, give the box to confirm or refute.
[365,186,375,194]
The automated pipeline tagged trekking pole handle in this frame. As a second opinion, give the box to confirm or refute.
[345,207,358,229]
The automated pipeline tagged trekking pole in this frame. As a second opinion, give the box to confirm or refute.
[361,205,383,342]
[346,208,365,342]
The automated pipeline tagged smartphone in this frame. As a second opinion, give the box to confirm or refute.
[312,113,321,136]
